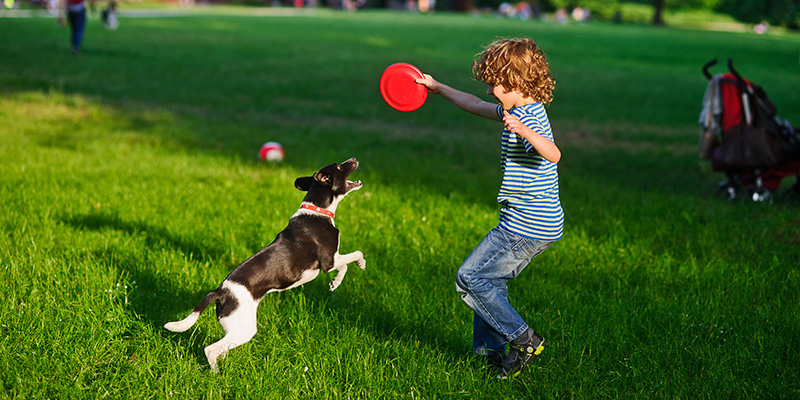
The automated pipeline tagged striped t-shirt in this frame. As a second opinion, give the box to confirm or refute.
[496,103,563,241]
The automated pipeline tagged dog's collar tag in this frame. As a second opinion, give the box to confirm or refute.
[301,203,335,219]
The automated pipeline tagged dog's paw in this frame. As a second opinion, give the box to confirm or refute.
[205,346,223,374]
[329,280,341,292]
[357,258,366,270]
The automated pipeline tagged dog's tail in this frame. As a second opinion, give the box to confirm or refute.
[163,289,223,333]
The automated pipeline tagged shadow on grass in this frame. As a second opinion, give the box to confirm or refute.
[64,213,230,263]
[62,212,228,367]
[0,16,724,210]
[304,282,468,356]
[61,210,468,368]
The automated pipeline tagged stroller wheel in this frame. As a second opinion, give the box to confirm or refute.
[716,180,739,201]
[750,187,773,204]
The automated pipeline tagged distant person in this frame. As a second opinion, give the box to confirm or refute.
[47,0,59,15]
[754,21,769,35]
[416,37,562,379]
[498,2,513,17]
[555,8,568,24]
[102,0,118,30]
[571,7,585,22]
[58,0,88,55]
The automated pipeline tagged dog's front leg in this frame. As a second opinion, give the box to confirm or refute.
[329,264,348,291]
[335,250,366,270]
[328,251,366,291]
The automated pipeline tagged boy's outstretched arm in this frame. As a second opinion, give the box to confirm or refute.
[416,75,501,121]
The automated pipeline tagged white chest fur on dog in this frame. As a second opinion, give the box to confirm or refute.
[164,158,366,372]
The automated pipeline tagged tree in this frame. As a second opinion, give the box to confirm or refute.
[718,0,800,27]
[652,0,666,25]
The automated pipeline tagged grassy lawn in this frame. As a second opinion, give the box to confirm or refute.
[1,7,799,399]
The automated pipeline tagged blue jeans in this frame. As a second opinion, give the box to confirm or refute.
[455,226,553,355]
[67,9,86,50]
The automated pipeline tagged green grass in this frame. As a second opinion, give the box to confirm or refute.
[1,7,800,399]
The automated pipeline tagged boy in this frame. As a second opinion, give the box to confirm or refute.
[416,38,562,379]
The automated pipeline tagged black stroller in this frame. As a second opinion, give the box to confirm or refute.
[698,58,800,202]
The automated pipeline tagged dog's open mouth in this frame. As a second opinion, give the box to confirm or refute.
[340,158,361,192]
[346,180,363,192]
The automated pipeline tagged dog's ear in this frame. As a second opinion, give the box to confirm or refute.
[294,176,313,191]
[313,171,332,187]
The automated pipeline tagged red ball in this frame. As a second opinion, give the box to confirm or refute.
[259,142,284,162]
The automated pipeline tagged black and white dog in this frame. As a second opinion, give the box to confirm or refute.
[164,157,365,372]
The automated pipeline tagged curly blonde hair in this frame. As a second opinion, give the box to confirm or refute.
[472,38,555,105]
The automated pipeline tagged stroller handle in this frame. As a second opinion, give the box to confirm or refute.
[727,58,747,86]
[702,59,718,80]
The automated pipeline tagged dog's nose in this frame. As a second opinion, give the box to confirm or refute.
[340,157,358,169]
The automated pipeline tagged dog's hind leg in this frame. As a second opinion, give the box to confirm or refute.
[204,282,259,373]
[204,318,257,373]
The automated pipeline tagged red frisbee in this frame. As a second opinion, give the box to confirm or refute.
[379,62,428,112]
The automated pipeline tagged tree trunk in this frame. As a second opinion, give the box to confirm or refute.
[652,0,665,25]
[452,0,471,11]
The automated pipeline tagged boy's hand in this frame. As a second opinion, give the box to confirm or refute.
[503,110,562,163]
[415,74,438,94]
[503,110,528,135]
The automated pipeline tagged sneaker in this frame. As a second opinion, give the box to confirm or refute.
[497,328,546,379]
[486,348,505,371]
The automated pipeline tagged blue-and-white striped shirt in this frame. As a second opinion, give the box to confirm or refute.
[496,103,563,241]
